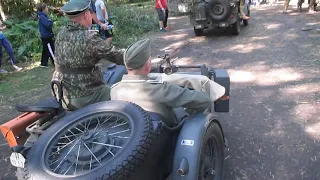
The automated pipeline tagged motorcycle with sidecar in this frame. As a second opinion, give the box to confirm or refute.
[0,53,230,180]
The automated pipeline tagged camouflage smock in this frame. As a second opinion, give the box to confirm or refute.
[52,23,123,99]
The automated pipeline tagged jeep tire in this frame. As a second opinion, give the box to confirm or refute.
[206,0,231,21]
[231,14,240,35]
[243,19,248,26]
[194,27,204,36]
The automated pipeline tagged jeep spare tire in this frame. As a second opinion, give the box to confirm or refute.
[206,0,231,21]
[22,101,154,180]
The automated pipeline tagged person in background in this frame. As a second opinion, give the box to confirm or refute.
[89,0,108,30]
[283,0,290,13]
[94,0,113,46]
[240,0,250,20]
[37,2,55,68]
[308,0,317,13]
[155,0,171,32]
[0,23,22,73]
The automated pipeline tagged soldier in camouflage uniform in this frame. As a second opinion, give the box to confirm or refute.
[111,39,215,127]
[52,0,124,110]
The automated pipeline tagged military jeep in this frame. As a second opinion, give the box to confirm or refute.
[168,0,250,36]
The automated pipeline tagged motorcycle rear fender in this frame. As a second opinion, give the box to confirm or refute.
[0,112,47,148]
[172,113,225,180]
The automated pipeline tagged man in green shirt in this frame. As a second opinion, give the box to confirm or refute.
[111,39,215,126]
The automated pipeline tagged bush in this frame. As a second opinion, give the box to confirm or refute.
[2,14,69,63]
[110,2,158,47]
[3,19,41,59]
[1,1,158,64]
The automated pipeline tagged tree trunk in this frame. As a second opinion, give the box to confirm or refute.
[0,2,6,21]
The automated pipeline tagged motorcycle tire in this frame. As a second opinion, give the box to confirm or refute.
[20,101,154,180]
[198,121,225,180]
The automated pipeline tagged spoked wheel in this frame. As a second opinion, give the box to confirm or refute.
[23,101,154,180]
[198,121,224,180]
[45,112,131,175]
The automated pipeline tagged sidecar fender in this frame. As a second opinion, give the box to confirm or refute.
[172,113,225,180]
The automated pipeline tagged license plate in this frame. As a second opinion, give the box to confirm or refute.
[220,23,226,27]
[10,152,25,169]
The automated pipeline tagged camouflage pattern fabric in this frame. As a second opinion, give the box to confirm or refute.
[52,23,124,99]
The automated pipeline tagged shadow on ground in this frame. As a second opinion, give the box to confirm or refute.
[148,4,320,180]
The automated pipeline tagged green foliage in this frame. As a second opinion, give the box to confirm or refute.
[1,0,35,18]
[110,2,158,47]
[1,1,157,65]
[4,19,41,60]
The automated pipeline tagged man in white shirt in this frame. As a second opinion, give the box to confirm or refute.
[94,0,113,46]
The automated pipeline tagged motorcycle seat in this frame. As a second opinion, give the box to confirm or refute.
[15,98,61,113]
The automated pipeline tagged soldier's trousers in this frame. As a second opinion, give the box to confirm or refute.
[62,85,111,111]
[240,0,246,16]
[148,73,226,102]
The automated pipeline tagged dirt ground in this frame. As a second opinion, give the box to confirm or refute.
[0,2,319,180]
[150,4,320,180]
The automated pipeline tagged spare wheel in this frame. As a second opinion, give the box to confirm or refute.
[22,101,154,180]
[206,0,231,21]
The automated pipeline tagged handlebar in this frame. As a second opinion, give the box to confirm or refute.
[156,52,209,76]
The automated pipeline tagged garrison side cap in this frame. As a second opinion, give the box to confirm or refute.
[61,0,92,17]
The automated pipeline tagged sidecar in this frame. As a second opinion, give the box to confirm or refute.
[0,60,230,180]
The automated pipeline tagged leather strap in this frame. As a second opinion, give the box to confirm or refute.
[55,64,96,74]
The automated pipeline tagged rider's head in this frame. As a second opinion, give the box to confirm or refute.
[124,39,152,75]
[61,0,92,28]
